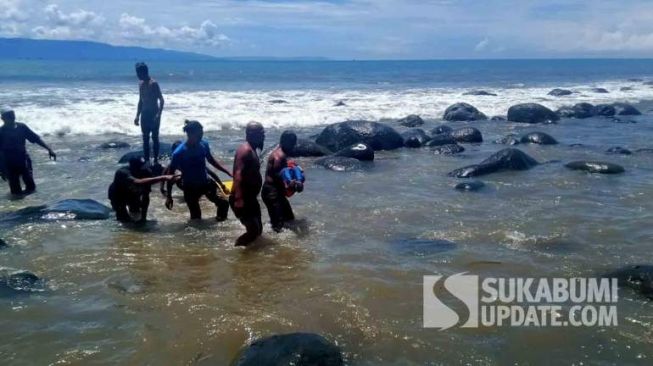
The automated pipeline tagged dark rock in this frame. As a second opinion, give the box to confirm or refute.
[333,143,374,161]
[455,180,485,192]
[269,99,288,104]
[430,125,453,136]
[606,147,632,155]
[401,129,430,148]
[398,114,424,127]
[315,120,404,151]
[315,157,364,172]
[0,269,45,293]
[556,106,576,118]
[565,161,625,174]
[604,265,653,300]
[594,104,616,117]
[333,101,346,107]
[520,132,558,145]
[232,333,344,366]
[1,199,112,222]
[0,239,7,249]
[571,103,596,119]
[628,78,643,82]
[433,144,465,155]
[620,87,634,92]
[450,127,483,143]
[490,116,506,121]
[448,148,539,178]
[508,103,560,124]
[289,139,332,157]
[548,88,573,97]
[463,90,497,96]
[99,141,130,149]
[494,134,521,145]
[426,134,456,147]
[610,117,636,124]
[118,142,173,164]
[612,102,641,116]
[635,148,653,154]
[592,88,609,93]
[391,238,457,256]
[443,103,487,121]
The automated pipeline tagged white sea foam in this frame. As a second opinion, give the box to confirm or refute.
[1,80,651,136]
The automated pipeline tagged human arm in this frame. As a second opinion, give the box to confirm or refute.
[134,88,142,125]
[207,152,233,178]
[24,126,56,161]
[155,82,164,121]
[232,147,246,210]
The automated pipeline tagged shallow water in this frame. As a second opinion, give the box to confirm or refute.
[1,112,653,364]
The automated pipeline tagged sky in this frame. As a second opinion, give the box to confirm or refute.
[2,0,653,59]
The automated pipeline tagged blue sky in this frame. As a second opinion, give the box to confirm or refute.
[2,0,653,59]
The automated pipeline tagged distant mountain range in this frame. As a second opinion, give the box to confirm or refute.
[0,38,330,62]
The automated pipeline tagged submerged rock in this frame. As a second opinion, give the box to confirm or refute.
[269,99,288,104]
[620,87,634,92]
[315,157,363,172]
[520,132,558,145]
[450,127,483,143]
[398,114,424,127]
[333,143,374,161]
[315,120,404,151]
[99,141,130,149]
[494,134,521,145]
[548,88,573,97]
[463,90,497,96]
[333,101,347,107]
[490,116,506,121]
[433,144,465,155]
[612,102,642,116]
[508,103,559,124]
[401,129,430,148]
[426,134,457,147]
[565,161,625,174]
[289,139,332,157]
[430,125,453,136]
[118,142,173,163]
[593,104,616,117]
[606,147,632,155]
[443,103,487,121]
[0,269,45,293]
[592,87,610,93]
[448,148,539,178]
[604,265,653,300]
[1,199,112,222]
[454,180,485,192]
[0,238,7,249]
[232,333,344,366]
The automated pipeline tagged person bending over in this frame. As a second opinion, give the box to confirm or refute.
[108,156,176,223]
[262,130,301,232]
[0,107,56,196]
[165,120,232,221]
[133,62,164,164]
[231,122,265,246]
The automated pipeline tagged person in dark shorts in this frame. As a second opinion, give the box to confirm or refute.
[133,62,164,164]
[262,130,299,232]
[0,107,56,196]
[231,122,265,246]
[108,156,176,223]
[165,120,232,221]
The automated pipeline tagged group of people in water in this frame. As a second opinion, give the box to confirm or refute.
[0,62,305,247]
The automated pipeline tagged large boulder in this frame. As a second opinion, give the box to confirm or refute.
[548,88,573,97]
[604,265,653,300]
[593,104,616,117]
[0,269,45,293]
[232,333,344,366]
[315,157,364,172]
[315,121,403,151]
[520,132,558,145]
[430,125,453,136]
[333,143,374,161]
[572,103,596,119]
[565,161,625,174]
[1,199,112,222]
[426,134,457,147]
[118,142,173,164]
[448,148,539,178]
[507,103,559,124]
[398,114,424,127]
[443,103,487,121]
[494,134,521,146]
[450,127,483,143]
[612,102,642,116]
[433,144,465,155]
[289,139,332,157]
[401,129,430,148]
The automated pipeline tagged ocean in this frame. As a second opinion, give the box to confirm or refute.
[1,59,653,365]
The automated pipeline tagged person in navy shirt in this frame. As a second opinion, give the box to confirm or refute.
[0,107,56,196]
[165,120,232,220]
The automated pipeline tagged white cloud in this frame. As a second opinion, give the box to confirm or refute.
[31,4,105,39]
[474,38,489,52]
[119,13,229,48]
[0,0,26,21]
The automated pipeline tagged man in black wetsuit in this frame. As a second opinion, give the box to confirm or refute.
[108,156,176,223]
[0,107,56,196]
[133,62,165,164]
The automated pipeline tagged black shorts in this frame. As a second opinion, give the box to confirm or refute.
[140,111,160,135]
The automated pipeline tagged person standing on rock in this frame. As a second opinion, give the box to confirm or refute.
[134,62,164,165]
[231,122,265,246]
[0,107,56,196]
